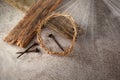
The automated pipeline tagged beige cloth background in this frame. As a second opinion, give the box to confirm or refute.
[0,0,120,80]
